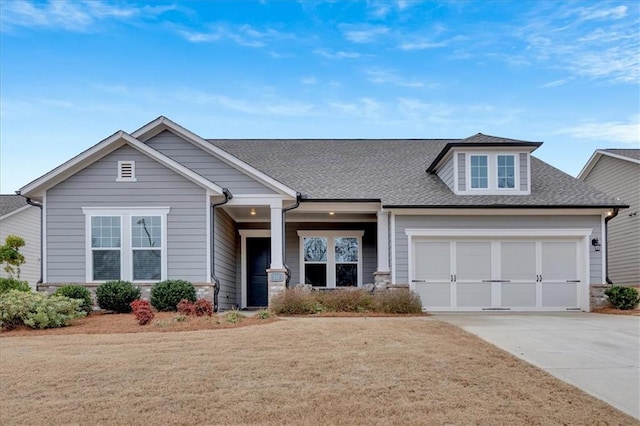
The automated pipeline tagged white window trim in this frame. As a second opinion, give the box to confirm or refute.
[455,150,529,195]
[469,154,489,189]
[297,230,364,288]
[82,207,170,283]
[116,161,137,182]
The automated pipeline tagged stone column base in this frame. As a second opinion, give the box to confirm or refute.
[590,284,611,310]
[373,271,391,290]
[267,268,287,306]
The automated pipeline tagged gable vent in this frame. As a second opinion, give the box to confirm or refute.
[117,161,137,182]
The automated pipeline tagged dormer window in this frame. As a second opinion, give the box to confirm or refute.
[117,161,136,182]
[497,155,515,189]
[465,153,521,193]
[470,155,489,189]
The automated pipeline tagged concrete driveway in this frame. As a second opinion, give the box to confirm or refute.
[435,313,640,420]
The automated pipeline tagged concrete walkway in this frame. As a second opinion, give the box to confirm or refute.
[435,313,640,420]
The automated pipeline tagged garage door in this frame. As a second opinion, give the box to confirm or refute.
[412,238,582,311]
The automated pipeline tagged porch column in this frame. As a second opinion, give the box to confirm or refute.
[268,205,287,304]
[374,210,391,288]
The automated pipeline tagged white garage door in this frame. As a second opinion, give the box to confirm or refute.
[412,238,582,311]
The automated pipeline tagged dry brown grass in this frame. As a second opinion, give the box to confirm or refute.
[0,318,635,425]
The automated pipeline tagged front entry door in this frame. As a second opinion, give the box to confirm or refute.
[246,237,271,307]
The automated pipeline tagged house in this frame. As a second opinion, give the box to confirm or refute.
[0,195,41,289]
[578,149,640,286]
[17,116,626,311]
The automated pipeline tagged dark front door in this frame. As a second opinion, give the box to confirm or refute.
[247,237,271,307]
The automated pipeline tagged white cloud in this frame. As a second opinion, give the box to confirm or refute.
[365,68,429,88]
[301,76,318,85]
[176,24,291,48]
[313,49,362,59]
[330,98,382,119]
[556,116,640,145]
[340,24,390,43]
[398,34,465,51]
[0,0,175,32]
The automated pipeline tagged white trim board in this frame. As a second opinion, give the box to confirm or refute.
[405,228,593,237]
[578,149,640,180]
[239,229,271,309]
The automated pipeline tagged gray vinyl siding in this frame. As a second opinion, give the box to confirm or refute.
[394,215,602,284]
[284,222,377,285]
[46,145,208,283]
[583,156,640,285]
[519,153,528,191]
[436,156,455,191]
[0,207,41,289]
[146,131,278,195]
[457,153,466,191]
[215,209,237,310]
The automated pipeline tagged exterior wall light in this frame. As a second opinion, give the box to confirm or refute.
[591,238,601,252]
[250,208,257,216]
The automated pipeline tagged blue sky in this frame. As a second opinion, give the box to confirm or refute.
[1,0,638,193]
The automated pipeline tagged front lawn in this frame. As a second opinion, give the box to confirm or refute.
[0,318,634,425]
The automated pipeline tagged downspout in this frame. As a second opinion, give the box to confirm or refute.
[604,207,619,285]
[282,193,302,287]
[15,192,44,287]
[210,189,233,312]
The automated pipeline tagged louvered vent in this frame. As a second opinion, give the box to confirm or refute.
[117,161,136,181]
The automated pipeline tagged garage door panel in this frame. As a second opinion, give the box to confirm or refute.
[415,242,450,280]
[501,242,536,281]
[456,242,491,280]
[415,283,450,307]
[542,283,578,307]
[502,283,536,307]
[457,283,491,307]
[542,242,577,281]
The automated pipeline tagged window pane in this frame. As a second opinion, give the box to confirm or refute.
[304,237,327,262]
[470,155,488,189]
[305,264,327,287]
[93,250,120,280]
[133,250,161,280]
[91,216,121,248]
[336,264,357,287]
[132,216,161,248]
[497,155,515,189]
[335,237,358,262]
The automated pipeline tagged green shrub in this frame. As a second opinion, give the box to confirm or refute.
[270,287,318,315]
[605,286,640,310]
[224,309,245,324]
[53,285,93,313]
[150,280,196,312]
[373,289,423,314]
[0,290,86,329]
[255,309,272,320]
[96,281,141,313]
[0,277,30,294]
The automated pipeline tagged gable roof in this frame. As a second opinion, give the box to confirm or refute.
[0,195,29,217]
[132,116,296,198]
[578,149,640,180]
[210,138,624,208]
[19,131,224,198]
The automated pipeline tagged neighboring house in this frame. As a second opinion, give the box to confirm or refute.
[0,195,41,289]
[578,149,640,286]
[17,117,626,311]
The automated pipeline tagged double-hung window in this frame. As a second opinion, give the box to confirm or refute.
[470,155,488,189]
[497,155,515,189]
[298,231,364,288]
[83,208,169,282]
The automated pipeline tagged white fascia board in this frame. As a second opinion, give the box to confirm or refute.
[387,208,609,216]
[132,116,297,198]
[405,228,593,237]
[0,205,32,221]
[19,131,128,197]
[295,202,381,214]
[123,134,223,195]
[578,150,640,181]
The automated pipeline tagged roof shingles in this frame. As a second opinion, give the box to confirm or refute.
[209,138,624,208]
[0,195,28,217]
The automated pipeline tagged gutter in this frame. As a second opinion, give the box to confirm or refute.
[210,189,233,312]
[282,193,302,287]
[14,191,44,286]
[604,208,620,285]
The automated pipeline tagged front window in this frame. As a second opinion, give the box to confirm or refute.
[470,155,488,189]
[83,207,169,282]
[497,155,515,189]
[299,231,363,288]
[91,216,121,280]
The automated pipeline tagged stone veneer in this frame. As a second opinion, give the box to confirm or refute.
[589,284,611,310]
